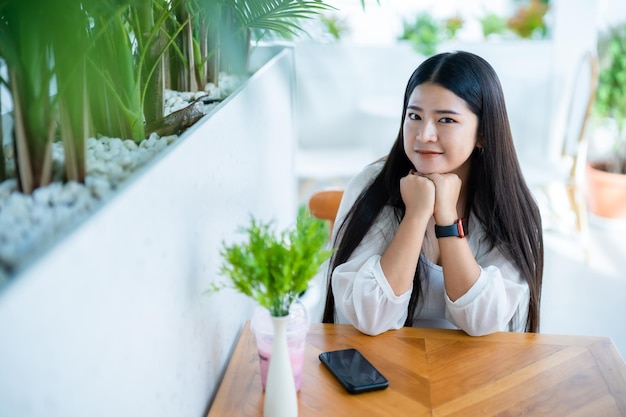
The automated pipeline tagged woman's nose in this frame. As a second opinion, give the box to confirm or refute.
[418,120,437,142]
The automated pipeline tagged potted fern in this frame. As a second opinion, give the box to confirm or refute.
[212,206,332,417]
[587,22,626,218]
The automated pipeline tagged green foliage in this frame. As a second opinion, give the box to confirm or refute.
[212,206,333,317]
[595,22,626,173]
[0,0,59,192]
[596,23,626,133]
[506,0,549,39]
[0,0,179,193]
[0,0,336,194]
[86,3,145,142]
[233,0,336,39]
[319,14,350,41]
[169,0,336,88]
[479,13,507,39]
[398,12,441,57]
[443,16,464,40]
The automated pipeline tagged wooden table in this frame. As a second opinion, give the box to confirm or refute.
[207,323,626,416]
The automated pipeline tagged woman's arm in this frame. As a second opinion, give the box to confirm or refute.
[444,247,530,335]
[380,173,433,295]
[330,164,415,335]
[427,172,482,301]
[426,172,527,335]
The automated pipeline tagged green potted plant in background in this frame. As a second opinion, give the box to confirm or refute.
[586,21,626,219]
[210,206,332,417]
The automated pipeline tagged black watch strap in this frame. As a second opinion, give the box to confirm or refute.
[434,218,468,238]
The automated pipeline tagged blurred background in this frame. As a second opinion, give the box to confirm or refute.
[289,0,626,358]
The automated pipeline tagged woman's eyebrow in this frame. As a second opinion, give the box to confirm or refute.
[407,104,461,115]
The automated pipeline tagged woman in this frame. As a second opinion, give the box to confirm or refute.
[322,51,543,336]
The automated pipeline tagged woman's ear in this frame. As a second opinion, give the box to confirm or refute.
[475,139,485,154]
[476,135,484,150]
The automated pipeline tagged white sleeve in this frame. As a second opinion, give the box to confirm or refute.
[332,232,412,336]
[444,230,530,336]
[329,162,412,336]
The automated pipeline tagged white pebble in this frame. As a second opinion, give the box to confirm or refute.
[0,81,242,277]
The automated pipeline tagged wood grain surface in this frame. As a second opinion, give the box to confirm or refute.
[207,323,626,416]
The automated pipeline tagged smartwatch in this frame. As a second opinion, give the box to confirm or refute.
[434,218,468,238]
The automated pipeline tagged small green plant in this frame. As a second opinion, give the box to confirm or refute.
[211,207,333,317]
[398,12,441,57]
[444,15,464,40]
[479,12,507,39]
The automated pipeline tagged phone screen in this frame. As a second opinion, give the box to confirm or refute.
[319,348,389,394]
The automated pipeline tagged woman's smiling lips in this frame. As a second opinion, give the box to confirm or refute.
[415,149,442,159]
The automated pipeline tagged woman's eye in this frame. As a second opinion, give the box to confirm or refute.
[408,113,421,121]
[439,117,455,123]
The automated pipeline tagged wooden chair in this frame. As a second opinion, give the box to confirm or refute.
[302,189,344,322]
[308,189,344,233]
[562,51,599,233]
[522,50,599,234]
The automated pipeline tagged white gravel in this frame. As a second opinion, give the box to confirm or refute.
[0,76,243,283]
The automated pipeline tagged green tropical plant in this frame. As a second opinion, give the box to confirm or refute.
[0,0,336,195]
[593,22,626,174]
[167,0,336,91]
[212,206,333,317]
[0,0,182,193]
[0,0,59,192]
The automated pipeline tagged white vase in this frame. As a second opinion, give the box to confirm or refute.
[263,315,298,417]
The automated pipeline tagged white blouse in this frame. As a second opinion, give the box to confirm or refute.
[330,161,530,336]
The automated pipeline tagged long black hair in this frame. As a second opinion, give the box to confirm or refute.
[322,51,543,332]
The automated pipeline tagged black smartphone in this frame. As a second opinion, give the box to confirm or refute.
[319,348,389,394]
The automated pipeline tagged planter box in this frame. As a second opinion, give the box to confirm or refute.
[0,46,297,417]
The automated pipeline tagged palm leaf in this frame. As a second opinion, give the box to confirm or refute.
[226,0,335,39]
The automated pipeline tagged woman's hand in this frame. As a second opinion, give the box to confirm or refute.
[424,173,462,225]
[400,170,435,220]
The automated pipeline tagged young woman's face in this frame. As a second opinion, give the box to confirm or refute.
[402,82,480,177]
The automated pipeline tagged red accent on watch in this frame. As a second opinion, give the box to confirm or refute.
[456,218,466,238]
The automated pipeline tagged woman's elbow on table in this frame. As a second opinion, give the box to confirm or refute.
[338,307,403,336]
[341,311,393,336]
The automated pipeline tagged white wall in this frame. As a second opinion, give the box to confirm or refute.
[294,41,557,191]
[0,47,297,417]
